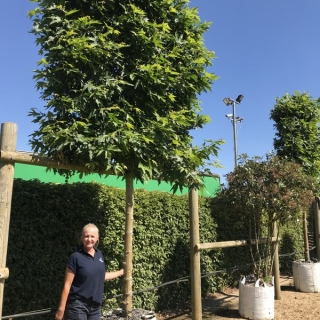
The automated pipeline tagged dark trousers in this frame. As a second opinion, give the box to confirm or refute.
[65,298,101,320]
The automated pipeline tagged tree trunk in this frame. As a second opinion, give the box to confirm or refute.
[123,176,134,318]
[272,222,281,300]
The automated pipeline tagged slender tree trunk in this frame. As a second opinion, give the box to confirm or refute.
[272,222,281,300]
[265,220,273,278]
[303,211,310,262]
[123,176,134,318]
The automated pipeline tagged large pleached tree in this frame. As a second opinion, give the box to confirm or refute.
[29,0,223,316]
[270,92,320,178]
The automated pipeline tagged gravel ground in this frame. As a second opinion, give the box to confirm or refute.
[156,276,320,320]
[102,308,156,320]
[99,277,320,320]
[208,289,320,320]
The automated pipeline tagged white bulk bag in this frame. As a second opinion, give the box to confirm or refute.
[238,277,274,320]
[292,260,320,293]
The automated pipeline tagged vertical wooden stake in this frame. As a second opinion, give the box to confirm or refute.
[189,186,202,320]
[0,123,17,318]
[313,197,320,260]
[272,222,281,300]
[123,176,134,318]
[303,211,310,262]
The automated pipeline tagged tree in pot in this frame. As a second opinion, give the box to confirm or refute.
[291,202,320,293]
[216,153,315,320]
[270,92,320,293]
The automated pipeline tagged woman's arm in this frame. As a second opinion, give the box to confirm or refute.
[55,267,75,320]
[105,268,124,281]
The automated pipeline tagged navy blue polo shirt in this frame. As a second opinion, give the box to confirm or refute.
[67,247,106,304]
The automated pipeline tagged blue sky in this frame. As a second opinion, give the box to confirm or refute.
[1,1,320,182]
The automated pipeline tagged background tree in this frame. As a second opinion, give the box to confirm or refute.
[270,92,320,179]
[216,153,315,279]
[28,0,223,315]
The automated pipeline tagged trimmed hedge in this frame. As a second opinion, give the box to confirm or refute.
[3,178,305,318]
[4,179,223,318]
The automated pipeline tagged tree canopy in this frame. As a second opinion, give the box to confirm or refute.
[270,92,320,178]
[28,0,223,189]
[217,154,315,278]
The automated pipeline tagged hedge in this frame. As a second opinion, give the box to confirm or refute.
[3,178,305,318]
[3,179,223,318]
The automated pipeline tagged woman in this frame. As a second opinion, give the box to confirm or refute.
[55,223,124,320]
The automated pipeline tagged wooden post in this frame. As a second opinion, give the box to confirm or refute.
[123,176,134,318]
[196,237,279,251]
[303,211,310,262]
[313,197,320,260]
[189,186,202,320]
[0,150,112,175]
[272,222,281,300]
[0,123,17,318]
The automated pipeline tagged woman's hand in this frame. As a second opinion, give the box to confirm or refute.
[105,268,125,281]
[55,308,64,320]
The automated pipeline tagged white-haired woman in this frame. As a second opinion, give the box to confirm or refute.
[56,223,124,320]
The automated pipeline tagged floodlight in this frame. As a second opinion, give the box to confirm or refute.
[223,97,233,106]
[222,94,245,168]
[236,95,244,104]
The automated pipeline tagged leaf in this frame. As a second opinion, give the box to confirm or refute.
[65,9,79,16]
[49,16,62,25]
[168,93,176,102]
[37,58,48,66]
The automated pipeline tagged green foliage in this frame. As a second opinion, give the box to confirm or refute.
[270,91,320,179]
[212,153,316,279]
[279,221,305,271]
[27,3,223,315]
[211,194,304,285]
[4,175,307,317]
[4,179,222,317]
[28,0,223,188]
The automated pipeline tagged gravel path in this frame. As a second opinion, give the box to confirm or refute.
[157,276,320,320]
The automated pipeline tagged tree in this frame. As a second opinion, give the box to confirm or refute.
[217,153,315,279]
[270,92,320,178]
[28,0,223,316]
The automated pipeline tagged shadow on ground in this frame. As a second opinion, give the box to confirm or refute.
[163,290,240,320]
[163,276,295,320]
